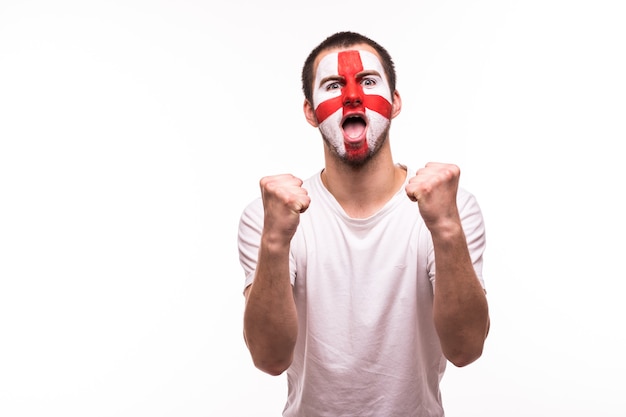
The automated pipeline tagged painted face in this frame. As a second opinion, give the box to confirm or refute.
[312,49,393,163]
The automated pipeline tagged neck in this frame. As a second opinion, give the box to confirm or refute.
[322,143,406,218]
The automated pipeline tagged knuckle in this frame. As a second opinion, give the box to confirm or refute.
[445,164,460,177]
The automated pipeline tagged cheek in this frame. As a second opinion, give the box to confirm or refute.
[362,94,393,120]
[319,110,345,151]
[366,110,391,143]
[319,110,342,136]
[313,88,341,108]
[314,95,343,125]
[366,82,392,104]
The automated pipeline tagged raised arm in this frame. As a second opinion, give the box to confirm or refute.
[406,163,490,367]
[242,174,310,376]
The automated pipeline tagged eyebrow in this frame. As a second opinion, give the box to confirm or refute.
[318,70,382,87]
[319,75,343,86]
[359,70,382,78]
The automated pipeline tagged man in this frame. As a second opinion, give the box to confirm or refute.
[237,31,490,417]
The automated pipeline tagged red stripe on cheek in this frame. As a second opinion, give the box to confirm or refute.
[315,96,342,124]
[364,94,392,119]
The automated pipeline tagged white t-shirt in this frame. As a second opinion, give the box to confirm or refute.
[238,165,486,417]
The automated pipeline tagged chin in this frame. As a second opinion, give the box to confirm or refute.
[344,147,370,165]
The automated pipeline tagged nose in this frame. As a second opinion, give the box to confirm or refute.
[343,82,363,107]
[343,94,362,106]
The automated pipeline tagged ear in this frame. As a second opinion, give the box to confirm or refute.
[303,99,319,127]
[390,90,402,119]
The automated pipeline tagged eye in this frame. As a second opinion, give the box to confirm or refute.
[326,81,342,91]
[361,78,377,87]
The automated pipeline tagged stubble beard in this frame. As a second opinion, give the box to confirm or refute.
[319,110,392,168]
[321,125,391,168]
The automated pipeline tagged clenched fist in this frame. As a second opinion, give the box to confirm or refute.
[259,174,311,245]
[405,163,462,232]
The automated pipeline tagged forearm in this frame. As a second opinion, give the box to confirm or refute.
[431,223,489,367]
[243,238,298,375]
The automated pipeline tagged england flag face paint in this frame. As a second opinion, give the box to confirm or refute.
[312,49,393,163]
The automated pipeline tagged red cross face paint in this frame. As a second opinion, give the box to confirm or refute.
[312,49,393,162]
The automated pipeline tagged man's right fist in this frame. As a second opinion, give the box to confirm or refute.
[259,174,311,244]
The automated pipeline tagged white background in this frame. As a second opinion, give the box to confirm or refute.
[1,1,625,416]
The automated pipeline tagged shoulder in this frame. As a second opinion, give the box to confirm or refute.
[455,187,486,244]
[302,170,323,191]
[457,187,483,215]
[238,197,263,234]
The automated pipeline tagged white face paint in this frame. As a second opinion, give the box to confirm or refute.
[319,108,346,158]
[311,49,393,162]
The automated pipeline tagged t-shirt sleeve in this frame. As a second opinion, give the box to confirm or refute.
[237,198,264,293]
[458,188,487,289]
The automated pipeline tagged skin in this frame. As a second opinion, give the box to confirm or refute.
[243,43,489,375]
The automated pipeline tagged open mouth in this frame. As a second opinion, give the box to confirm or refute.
[342,114,367,140]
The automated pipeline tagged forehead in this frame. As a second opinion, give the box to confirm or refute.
[313,44,383,75]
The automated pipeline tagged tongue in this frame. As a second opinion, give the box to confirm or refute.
[343,119,366,139]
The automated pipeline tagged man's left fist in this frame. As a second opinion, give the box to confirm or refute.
[405,162,461,231]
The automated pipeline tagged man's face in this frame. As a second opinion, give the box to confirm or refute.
[312,48,393,164]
